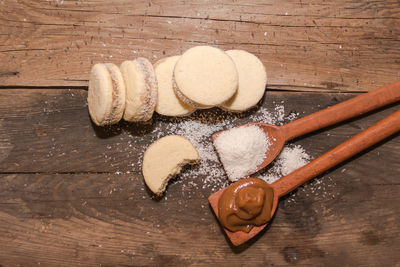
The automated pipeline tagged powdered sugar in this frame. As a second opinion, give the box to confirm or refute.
[257,145,311,184]
[146,105,308,191]
[213,125,270,181]
[164,120,225,162]
[98,104,311,194]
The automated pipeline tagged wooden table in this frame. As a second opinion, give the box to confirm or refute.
[1,1,399,266]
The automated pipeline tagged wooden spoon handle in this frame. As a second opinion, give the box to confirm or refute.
[281,81,400,141]
[273,109,400,198]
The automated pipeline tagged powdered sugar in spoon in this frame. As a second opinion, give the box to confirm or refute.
[212,81,400,179]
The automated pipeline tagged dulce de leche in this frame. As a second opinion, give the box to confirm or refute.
[218,177,274,232]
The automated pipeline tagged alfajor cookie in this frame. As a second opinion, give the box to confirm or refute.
[88,63,126,126]
[142,135,200,195]
[154,56,196,116]
[221,50,267,112]
[120,58,158,122]
[173,46,238,108]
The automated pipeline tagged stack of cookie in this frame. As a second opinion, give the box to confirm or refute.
[88,46,267,126]
[88,58,157,126]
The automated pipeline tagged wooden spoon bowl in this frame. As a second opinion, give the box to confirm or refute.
[208,182,280,246]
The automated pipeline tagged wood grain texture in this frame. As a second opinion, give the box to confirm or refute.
[0,89,399,173]
[0,88,399,265]
[0,162,399,266]
[1,0,400,91]
[1,0,400,265]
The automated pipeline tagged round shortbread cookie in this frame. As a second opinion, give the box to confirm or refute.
[120,58,158,122]
[173,46,238,108]
[221,50,267,112]
[142,135,200,195]
[154,56,196,116]
[88,63,126,126]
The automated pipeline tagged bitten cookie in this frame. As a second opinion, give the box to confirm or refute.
[142,135,200,195]
[120,58,158,122]
[154,56,196,116]
[88,63,126,126]
[221,50,267,112]
[173,46,238,108]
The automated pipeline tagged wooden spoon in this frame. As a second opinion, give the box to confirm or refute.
[209,109,400,246]
[212,81,400,178]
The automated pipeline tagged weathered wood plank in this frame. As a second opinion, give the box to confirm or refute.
[0,171,398,266]
[1,0,400,91]
[1,1,399,265]
[0,88,399,265]
[0,88,399,175]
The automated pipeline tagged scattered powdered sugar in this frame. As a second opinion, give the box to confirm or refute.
[154,118,230,191]
[164,120,225,163]
[97,104,312,194]
[249,104,285,124]
[145,105,308,192]
[257,144,312,184]
[213,125,270,181]
[278,145,311,176]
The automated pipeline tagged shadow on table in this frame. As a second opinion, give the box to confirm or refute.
[90,119,155,138]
